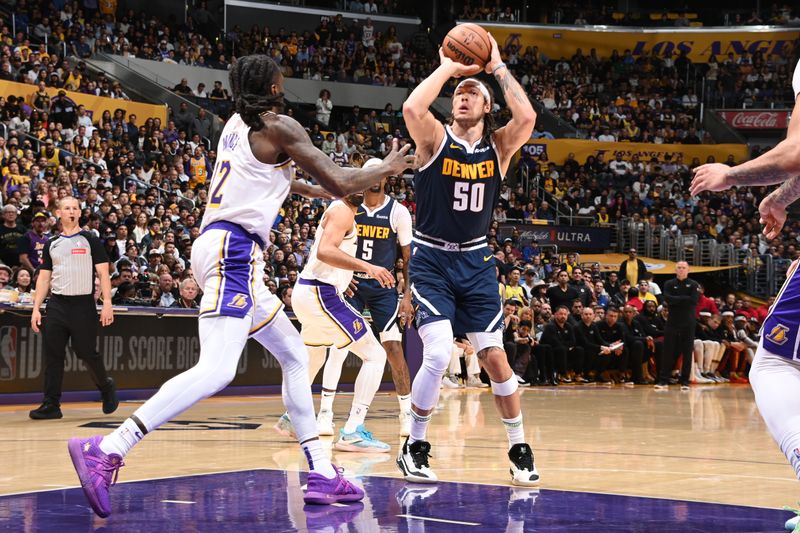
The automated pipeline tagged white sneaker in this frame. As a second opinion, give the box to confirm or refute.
[785,515,799,531]
[508,443,540,486]
[466,375,489,388]
[399,410,411,437]
[396,437,437,483]
[441,375,461,389]
[317,409,334,436]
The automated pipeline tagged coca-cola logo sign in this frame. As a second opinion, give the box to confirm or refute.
[718,110,789,130]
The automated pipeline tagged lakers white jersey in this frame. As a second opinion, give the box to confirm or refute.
[200,113,292,246]
[300,201,358,292]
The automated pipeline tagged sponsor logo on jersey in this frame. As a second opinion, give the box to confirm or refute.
[228,294,249,309]
[766,324,790,345]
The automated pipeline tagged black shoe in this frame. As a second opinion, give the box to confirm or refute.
[396,437,437,483]
[100,378,119,415]
[29,402,63,420]
[508,443,540,486]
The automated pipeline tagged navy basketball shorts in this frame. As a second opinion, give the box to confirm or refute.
[347,276,401,335]
[409,243,503,334]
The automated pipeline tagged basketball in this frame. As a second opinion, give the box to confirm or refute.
[442,23,491,68]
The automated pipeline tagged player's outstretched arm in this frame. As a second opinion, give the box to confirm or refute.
[691,94,800,195]
[317,204,395,288]
[290,179,335,200]
[272,116,414,197]
[486,32,536,171]
[403,48,480,157]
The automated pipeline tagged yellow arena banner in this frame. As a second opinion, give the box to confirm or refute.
[479,23,800,62]
[521,138,748,165]
[0,80,167,125]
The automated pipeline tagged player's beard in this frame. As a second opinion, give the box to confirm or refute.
[346,193,364,207]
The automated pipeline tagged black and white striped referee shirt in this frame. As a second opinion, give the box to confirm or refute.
[40,231,109,296]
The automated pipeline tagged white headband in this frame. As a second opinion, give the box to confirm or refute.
[455,78,490,102]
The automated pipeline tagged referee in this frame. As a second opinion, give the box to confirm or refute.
[656,261,701,391]
[29,196,118,420]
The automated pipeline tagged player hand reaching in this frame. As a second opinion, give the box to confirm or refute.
[759,190,789,240]
[690,163,732,195]
[484,32,503,74]
[398,293,414,327]
[438,46,481,78]
[364,264,395,288]
[383,138,416,176]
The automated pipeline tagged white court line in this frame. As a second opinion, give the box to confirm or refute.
[398,514,480,526]
[161,500,196,505]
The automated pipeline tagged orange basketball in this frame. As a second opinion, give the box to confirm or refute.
[442,23,491,68]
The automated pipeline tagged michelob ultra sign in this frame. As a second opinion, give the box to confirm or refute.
[478,23,799,62]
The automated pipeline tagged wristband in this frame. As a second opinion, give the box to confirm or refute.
[492,62,507,75]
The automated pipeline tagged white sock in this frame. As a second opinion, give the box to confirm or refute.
[320,390,336,413]
[397,393,411,414]
[409,410,431,444]
[301,439,336,478]
[343,403,369,433]
[99,418,143,457]
[502,414,525,449]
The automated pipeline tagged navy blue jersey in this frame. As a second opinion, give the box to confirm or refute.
[356,197,398,271]
[414,125,503,243]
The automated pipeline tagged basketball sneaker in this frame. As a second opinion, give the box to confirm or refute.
[274,413,296,439]
[441,374,461,389]
[334,425,390,452]
[654,382,669,391]
[67,436,124,518]
[317,410,334,436]
[509,443,540,486]
[786,514,800,531]
[396,484,438,512]
[396,437,437,483]
[399,410,412,437]
[467,375,489,388]
[303,466,365,505]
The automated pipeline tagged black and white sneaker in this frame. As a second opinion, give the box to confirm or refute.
[508,443,540,486]
[396,437,437,483]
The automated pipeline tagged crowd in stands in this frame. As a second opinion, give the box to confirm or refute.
[0,1,795,394]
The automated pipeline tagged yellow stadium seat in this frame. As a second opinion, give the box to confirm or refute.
[690,21,703,27]
[686,13,698,19]
[612,12,625,21]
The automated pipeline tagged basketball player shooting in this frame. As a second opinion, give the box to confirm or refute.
[396,28,540,486]
[691,58,800,529]
[66,54,415,517]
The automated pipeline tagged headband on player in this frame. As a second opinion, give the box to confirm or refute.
[455,78,491,103]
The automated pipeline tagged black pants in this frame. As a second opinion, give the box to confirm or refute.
[43,294,109,404]
[661,324,694,385]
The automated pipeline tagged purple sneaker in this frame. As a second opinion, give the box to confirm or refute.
[304,465,365,505]
[67,436,124,518]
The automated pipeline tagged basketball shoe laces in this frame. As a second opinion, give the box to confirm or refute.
[96,455,125,488]
[331,467,360,495]
[510,444,533,471]
[410,441,432,469]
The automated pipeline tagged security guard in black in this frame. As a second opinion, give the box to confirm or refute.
[29,197,117,419]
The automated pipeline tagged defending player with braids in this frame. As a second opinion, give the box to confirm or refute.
[66,53,415,518]
[229,54,286,130]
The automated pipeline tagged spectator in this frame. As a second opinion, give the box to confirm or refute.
[170,278,200,308]
[0,205,23,267]
[316,89,333,127]
[618,248,647,286]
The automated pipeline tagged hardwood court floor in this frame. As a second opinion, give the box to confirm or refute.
[0,384,793,511]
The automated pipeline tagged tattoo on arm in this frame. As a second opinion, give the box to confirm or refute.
[770,175,800,206]
[495,70,528,106]
[727,164,789,187]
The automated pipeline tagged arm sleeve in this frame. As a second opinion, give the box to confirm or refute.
[793,58,800,99]
[40,239,53,271]
[392,202,413,247]
[87,233,109,264]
